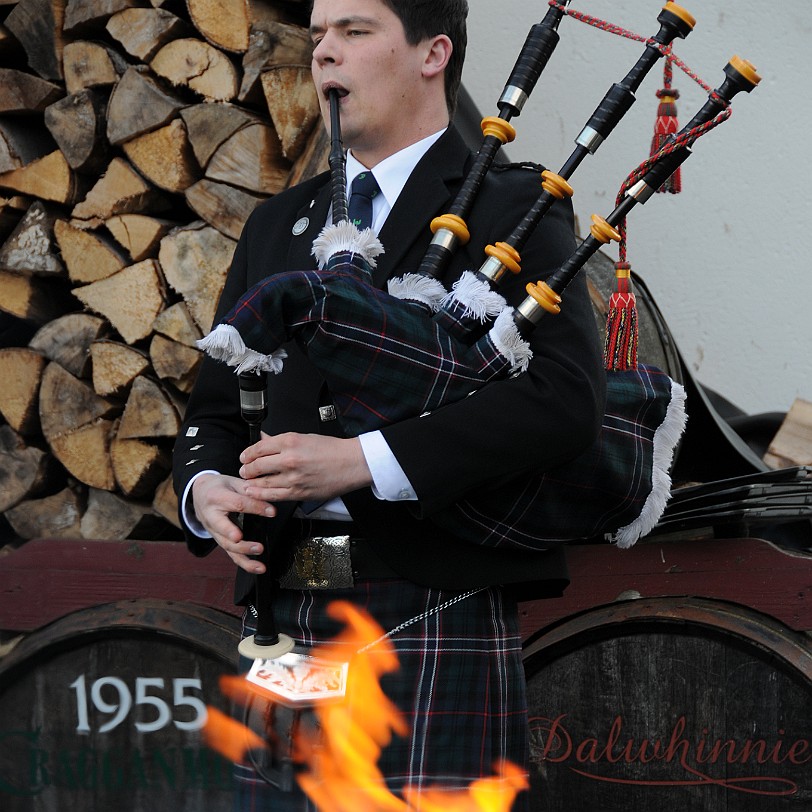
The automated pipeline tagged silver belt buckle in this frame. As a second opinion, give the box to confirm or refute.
[279,534,354,590]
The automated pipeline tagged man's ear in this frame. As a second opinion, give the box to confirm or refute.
[422,34,453,79]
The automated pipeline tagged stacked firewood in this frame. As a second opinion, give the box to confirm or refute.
[0,0,330,541]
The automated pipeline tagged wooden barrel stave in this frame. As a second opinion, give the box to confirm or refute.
[0,600,241,812]
[523,597,812,811]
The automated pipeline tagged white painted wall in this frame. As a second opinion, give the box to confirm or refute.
[463,0,811,415]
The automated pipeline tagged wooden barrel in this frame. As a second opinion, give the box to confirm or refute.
[523,597,812,811]
[0,600,241,812]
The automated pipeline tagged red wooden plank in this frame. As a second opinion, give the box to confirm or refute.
[0,538,239,631]
[3,536,811,640]
[518,537,812,640]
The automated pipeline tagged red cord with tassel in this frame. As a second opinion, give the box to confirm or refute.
[603,215,638,372]
[651,52,681,193]
[604,261,638,371]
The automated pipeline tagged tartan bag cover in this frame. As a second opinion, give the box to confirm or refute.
[198,225,686,550]
[199,250,530,438]
[429,365,687,549]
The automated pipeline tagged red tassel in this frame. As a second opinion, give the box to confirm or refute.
[604,262,638,371]
[651,57,681,193]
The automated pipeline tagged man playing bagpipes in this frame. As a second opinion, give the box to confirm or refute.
[173,0,609,807]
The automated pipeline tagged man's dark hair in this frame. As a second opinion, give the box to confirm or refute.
[379,0,469,116]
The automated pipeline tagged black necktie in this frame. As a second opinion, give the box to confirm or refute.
[347,172,379,230]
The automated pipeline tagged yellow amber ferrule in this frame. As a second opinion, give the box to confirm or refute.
[729,55,762,88]
[541,170,574,200]
[663,2,696,30]
[589,214,621,245]
[526,281,561,315]
[485,242,522,275]
[430,213,470,245]
[615,267,631,280]
[481,116,517,144]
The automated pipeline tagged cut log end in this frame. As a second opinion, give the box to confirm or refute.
[0,3,326,539]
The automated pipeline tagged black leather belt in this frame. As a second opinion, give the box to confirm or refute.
[278,519,399,589]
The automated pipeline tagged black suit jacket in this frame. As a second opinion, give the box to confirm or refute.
[173,126,606,602]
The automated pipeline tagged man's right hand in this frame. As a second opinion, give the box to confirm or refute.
[191,473,276,574]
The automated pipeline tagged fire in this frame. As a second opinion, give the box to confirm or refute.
[402,762,529,812]
[202,706,266,764]
[205,600,528,810]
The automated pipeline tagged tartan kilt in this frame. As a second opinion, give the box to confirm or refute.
[233,578,530,811]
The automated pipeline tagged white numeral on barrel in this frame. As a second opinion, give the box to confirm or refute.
[134,677,170,732]
[70,675,207,733]
[173,678,209,731]
[92,676,133,733]
[70,675,91,733]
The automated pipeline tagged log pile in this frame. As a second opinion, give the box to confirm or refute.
[0,0,330,542]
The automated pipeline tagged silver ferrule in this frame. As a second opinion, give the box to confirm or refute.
[430,228,459,252]
[499,85,528,114]
[575,125,604,154]
[239,389,266,412]
[478,255,508,284]
[625,178,656,204]
[516,297,544,326]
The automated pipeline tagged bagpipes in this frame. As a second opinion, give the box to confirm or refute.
[198,3,760,658]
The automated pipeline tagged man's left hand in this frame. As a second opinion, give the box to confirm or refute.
[239,431,372,503]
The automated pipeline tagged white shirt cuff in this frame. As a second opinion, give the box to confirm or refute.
[358,431,417,502]
[181,470,218,538]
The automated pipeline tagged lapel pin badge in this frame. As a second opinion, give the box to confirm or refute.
[292,217,309,236]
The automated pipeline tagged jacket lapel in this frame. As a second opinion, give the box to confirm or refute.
[287,176,332,271]
[374,127,470,287]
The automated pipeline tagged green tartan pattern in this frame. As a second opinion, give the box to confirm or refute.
[219,251,515,437]
[212,249,682,547]
[431,365,681,547]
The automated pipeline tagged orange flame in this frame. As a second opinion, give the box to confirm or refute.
[294,600,410,812]
[204,600,527,811]
[202,706,266,764]
[402,761,528,812]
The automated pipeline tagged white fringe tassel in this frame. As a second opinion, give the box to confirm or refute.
[488,308,533,374]
[609,377,688,549]
[387,273,447,311]
[311,221,384,270]
[196,324,287,375]
[442,271,507,322]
